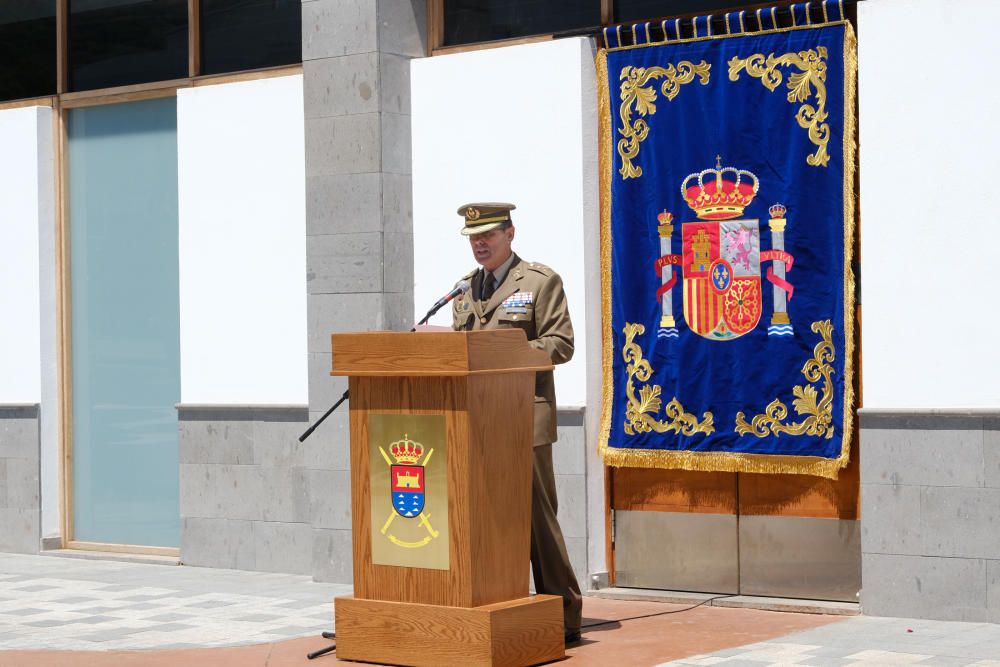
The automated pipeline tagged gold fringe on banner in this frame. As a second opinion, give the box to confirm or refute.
[837,21,859,475]
[596,21,859,479]
[600,446,848,480]
[596,49,617,470]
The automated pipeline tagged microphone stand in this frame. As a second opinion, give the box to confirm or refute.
[299,288,463,443]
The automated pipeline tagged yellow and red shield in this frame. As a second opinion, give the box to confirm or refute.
[682,220,762,340]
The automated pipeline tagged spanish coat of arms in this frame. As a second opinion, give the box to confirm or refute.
[655,157,794,340]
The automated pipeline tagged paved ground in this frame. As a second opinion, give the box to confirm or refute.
[0,553,350,651]
[663,616,1000,665]
[1,552,1000,665]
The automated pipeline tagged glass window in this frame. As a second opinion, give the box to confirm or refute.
[0,1,57,102]
[68,0,188,92]
[443,0,601,47]
[200,0,301,76]
[67,97,181,547]
[615,0,749,22]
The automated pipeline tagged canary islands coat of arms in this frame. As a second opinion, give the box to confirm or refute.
[390,437,426,518]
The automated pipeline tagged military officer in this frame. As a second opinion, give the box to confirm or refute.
[451,202,583,645]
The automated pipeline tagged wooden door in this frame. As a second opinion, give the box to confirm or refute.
[609,446,860,600]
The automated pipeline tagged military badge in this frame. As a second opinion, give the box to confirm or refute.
[368,416,449,569]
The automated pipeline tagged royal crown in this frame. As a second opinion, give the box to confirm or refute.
[657,210,674,225]
[681,157,759,220]
[768,203,787,219]
[390,435,423,464]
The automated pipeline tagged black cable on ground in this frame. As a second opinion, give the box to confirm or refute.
[580,595,736,630]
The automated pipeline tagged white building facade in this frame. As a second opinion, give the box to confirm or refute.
[1,0,997,622]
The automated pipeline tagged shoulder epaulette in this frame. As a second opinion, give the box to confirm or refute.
[525,262,554,277]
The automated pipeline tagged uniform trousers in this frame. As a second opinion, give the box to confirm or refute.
[530,443,583,633]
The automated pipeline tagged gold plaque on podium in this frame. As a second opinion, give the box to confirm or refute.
[368,413,449,570]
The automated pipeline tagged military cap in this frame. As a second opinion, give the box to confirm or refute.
[457,202,516,236]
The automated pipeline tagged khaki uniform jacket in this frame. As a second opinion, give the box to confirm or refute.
[451,254,574,446]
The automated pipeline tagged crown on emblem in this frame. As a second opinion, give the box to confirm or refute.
[768,202,787,219]
[657,210,674,225]
[390,434,424,464]
[681,156,759,220]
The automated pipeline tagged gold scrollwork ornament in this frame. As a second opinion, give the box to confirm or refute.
[728,46,831,167]
[622,323,714,436]
[617,62,711,180]
[735,320,836,439]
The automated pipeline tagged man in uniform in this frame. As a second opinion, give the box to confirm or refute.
[450,202,583,645]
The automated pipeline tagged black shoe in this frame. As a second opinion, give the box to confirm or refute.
[564,630,581,646]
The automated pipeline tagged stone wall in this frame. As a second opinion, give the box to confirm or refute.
[0,405,40,554]
[860,410,1000,621]
[179,406,313,574]
[179,405,589,584]
[554,409,589,585]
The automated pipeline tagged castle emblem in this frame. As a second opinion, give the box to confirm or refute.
[654,157,796,340]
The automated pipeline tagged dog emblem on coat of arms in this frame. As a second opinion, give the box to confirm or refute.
[654,156,795,340]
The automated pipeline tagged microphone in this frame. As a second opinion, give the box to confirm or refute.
[415,279,472,327]
[431,279,471,311]
[303,278,473,442]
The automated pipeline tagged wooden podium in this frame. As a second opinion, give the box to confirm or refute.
[330,330,565,667]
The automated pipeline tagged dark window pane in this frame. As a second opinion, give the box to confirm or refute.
[444,0,601,46]
[0,1,57,102]
[200,0,301,75]
[69,0,188,91]
[615,0,751,22]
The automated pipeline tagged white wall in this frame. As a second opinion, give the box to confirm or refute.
[859,0,1000,408]
[412,38,592,406]
[177,75,308,405]
[0,107,46,404]
[0,106,58,538]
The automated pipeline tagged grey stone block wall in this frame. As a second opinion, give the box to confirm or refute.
[0,405,40,554]
[302,0,426,583]
[179,406,313,575]
[555,409,589,587]
[860,411,1000,621]
[176,405,589,583]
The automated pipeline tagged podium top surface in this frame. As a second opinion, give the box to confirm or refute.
[330,330,554,377]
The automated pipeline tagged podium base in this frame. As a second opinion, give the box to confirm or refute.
[334,594,565,667]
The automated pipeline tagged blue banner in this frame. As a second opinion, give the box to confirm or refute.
[598,17,857,478]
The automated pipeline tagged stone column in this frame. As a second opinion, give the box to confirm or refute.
[301,0,426,583]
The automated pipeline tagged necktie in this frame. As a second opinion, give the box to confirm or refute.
[481,272,495,301]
